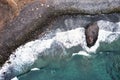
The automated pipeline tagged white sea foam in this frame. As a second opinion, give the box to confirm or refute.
[72,51,91,57]
[55,28,86,48]
[98,20,120,43]
[11,77,19,80]
[0,20,120,80]
[31,68,40,71]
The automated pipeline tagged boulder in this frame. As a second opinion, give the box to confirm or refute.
[85,22,99,48]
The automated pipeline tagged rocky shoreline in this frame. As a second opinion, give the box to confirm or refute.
[0,0,120,66]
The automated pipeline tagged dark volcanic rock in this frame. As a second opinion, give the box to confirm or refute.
[85,22,99,48]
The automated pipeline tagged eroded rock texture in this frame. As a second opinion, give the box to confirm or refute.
[0,0,34,29]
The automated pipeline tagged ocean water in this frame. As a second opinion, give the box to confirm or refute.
[18,39,120,80]
[17,37,120,80]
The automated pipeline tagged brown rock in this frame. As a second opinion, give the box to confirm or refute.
[0,0,16,30]
[0,0,34,30]
[85,22,99,48]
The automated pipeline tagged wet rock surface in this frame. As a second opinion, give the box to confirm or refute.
[85,22,99,48]
[0,0,120,66]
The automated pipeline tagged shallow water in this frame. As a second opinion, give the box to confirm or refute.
[18,39,120,80]
[18,53,120,80]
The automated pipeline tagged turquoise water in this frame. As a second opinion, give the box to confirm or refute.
[18,40,120,80]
